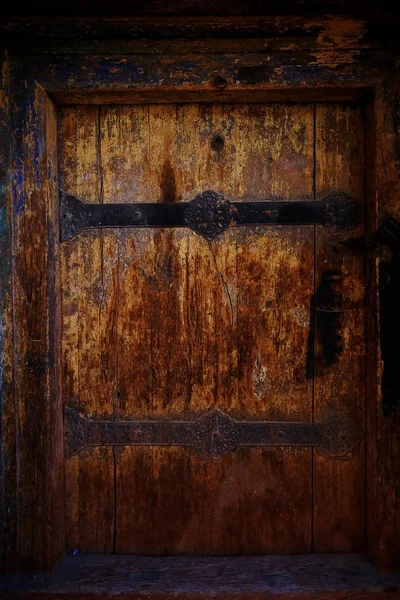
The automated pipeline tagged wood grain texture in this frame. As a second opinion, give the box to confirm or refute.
[60,103,317,554]
[3,16,394,58]
[234,104,314,552]
[59,106,115,553]
[367,80,400,571]
[24,52,382,105]
[312,103,366,552]
[9,77,64,570]
[1,553,400,600]
[0,55,16,573]
[1,12,400,575]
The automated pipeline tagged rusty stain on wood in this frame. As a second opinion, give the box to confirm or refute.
[1,12,400,575]
[59,103,318,554]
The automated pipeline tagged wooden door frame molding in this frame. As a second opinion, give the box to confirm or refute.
[0,16,399,573]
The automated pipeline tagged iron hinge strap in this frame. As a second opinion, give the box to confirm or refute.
[60,189,362,242]
[64,408,362,460]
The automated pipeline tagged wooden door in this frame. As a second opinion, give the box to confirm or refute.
[59,101,366,556]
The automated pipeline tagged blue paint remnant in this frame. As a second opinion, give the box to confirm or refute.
[11,74,46,214]
[0,204,11,407]
[0,204,9,301]
[0,206,10,256]
[38,56,204,90]
[0,184,11,564]
[278,64,324,84]
[12,171,25,216]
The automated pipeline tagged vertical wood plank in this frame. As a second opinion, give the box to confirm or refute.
[235,103,314,552]
[367,82,400,571]
[59,106,115,553]
[0,55,17,573]
[10,77,64,570]
[58,107,80,552]
[313,103,366,552]
[98,105,153,553]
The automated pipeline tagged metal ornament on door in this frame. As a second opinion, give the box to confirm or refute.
[61,187,363,461]
[60,189,362,241]
[64,408,363,460]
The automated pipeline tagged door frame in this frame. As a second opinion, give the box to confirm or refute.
[0,16,399,573]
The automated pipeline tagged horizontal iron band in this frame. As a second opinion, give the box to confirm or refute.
[60,189,361,241]
[64,408,362,460]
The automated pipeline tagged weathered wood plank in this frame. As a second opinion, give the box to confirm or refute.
[13,53,385,107]
[1,553,400,599]
[3,15,396,57]
[312,103,366,552]
[0,55,16,573]
[367,78,400,571]
[234,103,314,552]
[0,16,375,44]
[9,74,64,570]
[59,106,115,553]
[58,107,81,552]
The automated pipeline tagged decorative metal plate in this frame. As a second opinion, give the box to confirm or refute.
[322,192,362,235]
[64,408,362,460]
[184,190,232,240]
[60,190,362,241]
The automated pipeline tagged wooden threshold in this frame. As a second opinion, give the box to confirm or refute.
[1,554,400,599]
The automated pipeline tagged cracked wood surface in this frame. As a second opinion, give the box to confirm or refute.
[59,102,366,555]
[0,11,399,575]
